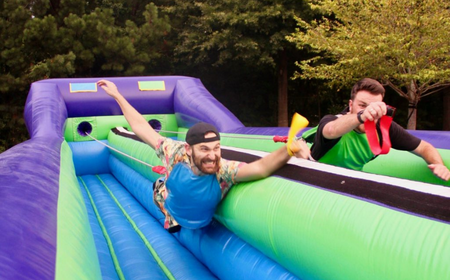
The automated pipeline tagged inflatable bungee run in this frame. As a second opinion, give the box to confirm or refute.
[1,76,450,280]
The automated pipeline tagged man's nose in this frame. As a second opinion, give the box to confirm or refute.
[205,150,217,158]
[207,150,215,158]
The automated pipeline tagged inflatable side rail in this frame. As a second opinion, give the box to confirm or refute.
[1,82,99,279]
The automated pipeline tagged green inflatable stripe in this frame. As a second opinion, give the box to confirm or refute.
[215,176,450,280]
[55,141,102,280]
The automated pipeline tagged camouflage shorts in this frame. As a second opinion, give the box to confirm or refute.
[153,178,181,233]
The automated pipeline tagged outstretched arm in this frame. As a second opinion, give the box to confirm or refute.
[322,102,386,139]
[235,139,310,182]
[97,80,161,149]
[322,113,364,139]
[412,140,450,181]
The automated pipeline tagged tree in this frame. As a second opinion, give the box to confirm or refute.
[163,0,311,127]
[0,0,171,102]
[0,0,171,152]
[287,0,450,130]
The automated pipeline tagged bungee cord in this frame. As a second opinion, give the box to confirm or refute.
[84,132,167,174]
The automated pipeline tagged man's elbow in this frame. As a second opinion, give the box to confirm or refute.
[413,140,433,155]
[323,127,339,139]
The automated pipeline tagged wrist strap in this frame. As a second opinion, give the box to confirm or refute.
[357,110,365,124]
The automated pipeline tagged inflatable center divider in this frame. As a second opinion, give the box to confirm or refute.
[1,76,449,280]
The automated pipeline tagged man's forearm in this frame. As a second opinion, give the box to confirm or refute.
[260,145,291,176]
[414,141,445,165]
[114,95,149,129]
[113,93,160,148]
[413,141,450,181]
[323,114,361,139]
[236,145,291,182]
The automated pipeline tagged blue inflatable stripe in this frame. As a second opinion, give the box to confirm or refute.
[78,177,125,280]
[95,175,176,280]
[79,175,168,280]
[78,178,119,280]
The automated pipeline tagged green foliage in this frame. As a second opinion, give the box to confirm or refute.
[288,0,450,129]
[288,0,450,93]
[0,1,171,98]
[2,0,447,154]
[165,0,309,68]
[161,0,313,126]
[0,0,172,149]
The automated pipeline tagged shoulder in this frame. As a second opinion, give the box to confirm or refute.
[389,122,413,139]
[316,114,341,137]
[157,137,183,148]
[217,158,245,182]
[156,137,186,156]
[389,121,421,150]
[219,158,245,172]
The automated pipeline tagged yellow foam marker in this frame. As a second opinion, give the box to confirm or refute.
[287,113,309,155]
[138,81,166,91]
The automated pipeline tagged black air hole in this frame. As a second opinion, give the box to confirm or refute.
[149,119,162,131]
[77,121,93,136]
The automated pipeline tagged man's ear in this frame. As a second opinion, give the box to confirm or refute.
[185,143,192,156]
[348,99,354,113]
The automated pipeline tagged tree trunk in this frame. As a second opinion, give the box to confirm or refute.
[407,103,418,130]
[443,87,450,131]
[406,82,418,130]
[277,49,288,127]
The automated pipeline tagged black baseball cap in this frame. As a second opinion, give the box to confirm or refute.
[186,122,220,145]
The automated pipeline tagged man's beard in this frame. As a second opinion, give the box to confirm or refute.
[191,149,220,174]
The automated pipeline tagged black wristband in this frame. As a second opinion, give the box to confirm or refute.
[357,110,365,124]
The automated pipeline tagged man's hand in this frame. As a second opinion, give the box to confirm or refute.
[290,139,311,160]
[361,102,387,122]
[428,163,450,181]
[97,80,121,99]
[96,79,160,148]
